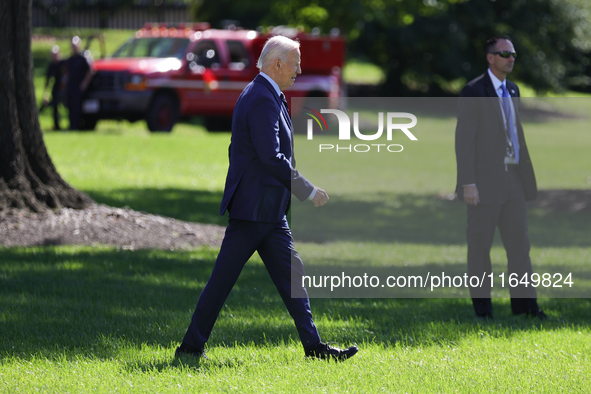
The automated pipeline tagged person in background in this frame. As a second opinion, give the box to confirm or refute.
[40,45,65,131]
[455,36,546,320]
[65,36,93,130]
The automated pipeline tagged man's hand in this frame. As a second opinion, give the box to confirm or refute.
[463,185,480,206]
[80,70,94,92]
[312,188,329,207]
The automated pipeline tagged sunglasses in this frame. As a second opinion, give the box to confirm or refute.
[491,51,517,59]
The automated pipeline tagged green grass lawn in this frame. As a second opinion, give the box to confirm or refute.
[342,58,386,85]
[3,110,591,391]
[42,124,231,225]
[1,30,589,393]
[2,246,591,392]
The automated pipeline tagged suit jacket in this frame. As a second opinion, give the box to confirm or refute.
[455,72,537,203]
[220,74,314,222]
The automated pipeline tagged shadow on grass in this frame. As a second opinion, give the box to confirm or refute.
[85,188,227,226]
[292,192,591,248]
[84,188,589,248]
[301,261,591,298]
[1,247,590,363]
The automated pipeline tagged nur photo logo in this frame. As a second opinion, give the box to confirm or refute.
[304,108,418,153]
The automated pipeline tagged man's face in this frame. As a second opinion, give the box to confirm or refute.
[487,39,516,78]
[276,48,302,91]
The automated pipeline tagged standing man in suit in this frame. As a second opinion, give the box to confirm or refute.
[176,36,358,361]
[40,46,65,131]
[65,36,93,130]
[455,36,546,320]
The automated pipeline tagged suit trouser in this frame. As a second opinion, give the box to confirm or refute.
[67,89,83,130]
[50,90,61,130]
[466,169,538,315]
[182,216,321,350]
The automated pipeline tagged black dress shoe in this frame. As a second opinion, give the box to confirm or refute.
[529,310,549,320]
[304,342,358,361]
[175,346,206,359]
[476,312,494,321]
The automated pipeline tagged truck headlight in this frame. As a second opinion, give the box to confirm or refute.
[125,74,147,91]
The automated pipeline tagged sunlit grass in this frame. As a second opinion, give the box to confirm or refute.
[5,29,590,393]
[1,246,590,393]
[343,58,386,85]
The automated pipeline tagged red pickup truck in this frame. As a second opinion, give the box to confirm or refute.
[81,23,346,132]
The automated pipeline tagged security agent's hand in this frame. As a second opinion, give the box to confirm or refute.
[463,185,480,206]
[312,188,329,207]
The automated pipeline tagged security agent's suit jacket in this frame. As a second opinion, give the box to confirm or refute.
[220,74,314,221]
[455,72,537,204]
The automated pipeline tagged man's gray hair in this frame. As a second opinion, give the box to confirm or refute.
[256,35,300,70]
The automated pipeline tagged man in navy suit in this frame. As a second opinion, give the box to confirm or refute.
[455,36,546,320]
[176,36,358,360]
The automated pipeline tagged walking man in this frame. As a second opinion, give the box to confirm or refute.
[177,36,359,360]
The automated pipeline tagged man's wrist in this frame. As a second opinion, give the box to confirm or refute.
[308,188,317,200]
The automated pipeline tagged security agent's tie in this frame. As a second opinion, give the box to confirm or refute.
[500,84,520,164]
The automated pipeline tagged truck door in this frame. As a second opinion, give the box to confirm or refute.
[224,39,256,98]
[182,39,223,114]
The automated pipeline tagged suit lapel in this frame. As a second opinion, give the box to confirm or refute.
[253,75,294,158]
[279,99,295,163]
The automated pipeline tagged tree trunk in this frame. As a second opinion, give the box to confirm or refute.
[0,0,92,213]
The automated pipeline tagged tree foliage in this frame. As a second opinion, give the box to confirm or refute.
[193,0,591,94]
[355,0,591,94]
[189,0,274,29]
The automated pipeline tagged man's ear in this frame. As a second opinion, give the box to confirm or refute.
[486,53,493,66]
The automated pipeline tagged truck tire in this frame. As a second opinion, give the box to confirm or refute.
[79,116,98,131]
[146,94,178,132]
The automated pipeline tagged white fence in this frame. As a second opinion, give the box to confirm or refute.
[33,6,190,29]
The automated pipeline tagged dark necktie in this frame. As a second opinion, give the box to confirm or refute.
[280,93,292,127]
[500,84,520,163]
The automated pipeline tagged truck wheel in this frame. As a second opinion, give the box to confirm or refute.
[79,116,98,131]
[147,94,178,132]
[204,116,232,132]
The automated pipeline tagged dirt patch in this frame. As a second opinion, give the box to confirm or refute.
[2,189,588,249]
[0,204,224,250]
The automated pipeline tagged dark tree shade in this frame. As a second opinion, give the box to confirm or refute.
[201,0,591,95]
[0,0,92,212]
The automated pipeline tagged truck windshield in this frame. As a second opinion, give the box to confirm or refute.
[111,37,190,59]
